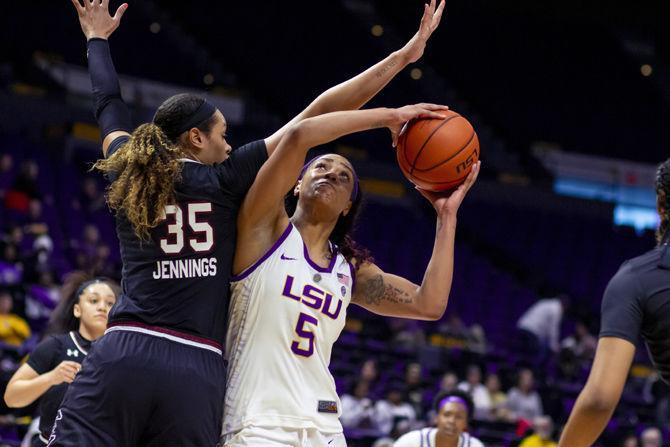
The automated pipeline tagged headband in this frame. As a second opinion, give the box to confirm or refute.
[299,156,359,200]
[171,100,217,137]
[438,396,470,413]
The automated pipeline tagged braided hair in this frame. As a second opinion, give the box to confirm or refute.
[655,158,670,244]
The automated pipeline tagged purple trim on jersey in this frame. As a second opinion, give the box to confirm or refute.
[231,223,294,281]
[303,241,338,273]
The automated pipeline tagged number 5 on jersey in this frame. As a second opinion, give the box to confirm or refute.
[160,203,214,254]
[292,312,318,357]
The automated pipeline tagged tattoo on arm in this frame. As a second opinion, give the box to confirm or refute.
[375,59,398,78]
[359,274,413,306]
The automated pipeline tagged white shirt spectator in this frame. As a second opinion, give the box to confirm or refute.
[517,298,563,352]
[394,428,484,447]
[506,387,543,421]
[340,394,375,429]
[457,381,492,419]
[374,399,416,435]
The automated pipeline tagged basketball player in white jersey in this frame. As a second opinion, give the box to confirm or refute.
[222,94,480,446]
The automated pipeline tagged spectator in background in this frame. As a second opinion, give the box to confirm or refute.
[360,358,379,384]
[72,177,106,216]
[640,427,662,447]
[484,372,509,421]
[5,160,40,214]
[439,371,459,394]
[621,433,639,447]
[404,363,426,418]
[341,380,376,430]
[519,416,557,447]
[0,153,14,199]
[457,364,491,419]
[517,294,570,364]
[507,369,543,422]
[390,319,426,350]
[561,320,597,360]
[393,390,484,447]
[0,289,30,348]
[374,386,416,438]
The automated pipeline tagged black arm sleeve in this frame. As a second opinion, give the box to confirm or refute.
[216,139,268,198]
[26,336,62,375]
[600,261,644,345]
[87,38,132,140]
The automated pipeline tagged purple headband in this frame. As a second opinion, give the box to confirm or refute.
[438,396,469,413]
[299,155,359,200]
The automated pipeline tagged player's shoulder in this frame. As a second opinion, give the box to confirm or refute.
[393,429,423,446]
[620,245,664,273]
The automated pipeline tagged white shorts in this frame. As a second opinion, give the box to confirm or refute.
[222,425,347,447]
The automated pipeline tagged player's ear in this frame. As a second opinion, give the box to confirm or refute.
[293,180,302,197]
[73,303,82,319]
[188,127,206,149]
[341,201,352,217]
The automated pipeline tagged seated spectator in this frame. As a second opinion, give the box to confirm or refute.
[341,380,376,430]
[484,372,510,421]
[390,319,426,350]
[360,358,379,384]
[0,289,30,348]
[437,314,488,353]
[72,177,106,216]
[393,390,484,447]
[374,386,416,437]
[5,160,40,214]
[0,153,14,199]
[507,369,543,422]
[620,433,639,447]
[404,362,426,418]
[640,427,662,447]
[439,371,459,394]
[561,320,597,360]
[457,364,491,419]
[519,416,557,447]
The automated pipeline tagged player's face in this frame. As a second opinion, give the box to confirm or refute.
[200,110,232,164]
[75,283,116,337]
[301,154,355,216]
[436,402,468,439]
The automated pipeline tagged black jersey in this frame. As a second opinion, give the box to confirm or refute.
[600,241,670,382]
[26,331,91,437]
[105,137,267,344]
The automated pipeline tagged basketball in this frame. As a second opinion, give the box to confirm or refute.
[396,110,480,191]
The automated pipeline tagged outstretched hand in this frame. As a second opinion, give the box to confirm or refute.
[389,103,449,147]
[416,161,480,218]
[401,0,446,64]
[71,0,128,40]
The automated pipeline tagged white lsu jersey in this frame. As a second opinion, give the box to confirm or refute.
[223,223,354,436]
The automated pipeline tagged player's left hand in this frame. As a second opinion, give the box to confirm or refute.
[416,161,480,217]
[400,0,446,64]
[71,0,128,40]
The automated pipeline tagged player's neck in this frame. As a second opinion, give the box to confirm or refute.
[435,430,460,447]
[78,324,102,341]
[291,215,335,264]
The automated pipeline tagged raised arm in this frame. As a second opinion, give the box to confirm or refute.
[352,163,479,320]
[234,104,449,274]
[558,337,634,446]
[71,0,131,157]
[263,0,446,154]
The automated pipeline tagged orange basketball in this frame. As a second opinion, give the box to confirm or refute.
[396,110,480,191]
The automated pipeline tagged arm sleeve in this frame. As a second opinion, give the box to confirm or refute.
[215,139,268,198]
[87,38,133,140]
[26,336,61,375]
[599,262,644,345]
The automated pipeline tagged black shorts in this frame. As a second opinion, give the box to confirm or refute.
[48,326,226,447]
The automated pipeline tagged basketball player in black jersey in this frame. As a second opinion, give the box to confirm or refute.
[4,274,116,447]
[559,158,670,446]
[54,1,446,445]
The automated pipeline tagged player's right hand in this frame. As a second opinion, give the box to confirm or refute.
[389,103,450,147]
[70,0,128,41]
[49,361,82,385]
